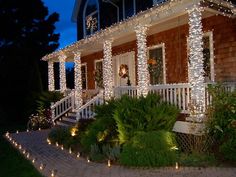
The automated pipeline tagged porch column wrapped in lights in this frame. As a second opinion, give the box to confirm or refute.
[59,53,67,93]
[73,51,83,108]
[103,39,114,100]
[48,61,55,91]
[188,4,205,121]
[135,25,149,97]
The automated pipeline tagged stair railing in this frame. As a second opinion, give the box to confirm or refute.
[50,90,75,122]
[76,90,104,120]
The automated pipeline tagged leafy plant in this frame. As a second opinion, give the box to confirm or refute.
[119,131,178,167]
[114,93,179,143]
[206,84,236,161]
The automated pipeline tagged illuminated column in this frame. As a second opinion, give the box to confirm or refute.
[59,53,67,93]
[188,4,205,121]
[135,25,149,97]
[48,61,55,91]
[73,51,83,109]
[103,39,114,100]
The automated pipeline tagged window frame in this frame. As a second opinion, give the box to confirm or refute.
[147,43,166,85]
[81,63,88,90]
[83,0,100,38]
[94,59,103,89]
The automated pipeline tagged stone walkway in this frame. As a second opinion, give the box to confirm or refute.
[5,130,236,177]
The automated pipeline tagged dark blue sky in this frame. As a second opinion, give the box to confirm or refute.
[42,0,77,49]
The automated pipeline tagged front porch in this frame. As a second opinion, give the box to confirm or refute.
[42,0,236,124]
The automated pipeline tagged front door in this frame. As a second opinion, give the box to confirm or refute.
[113,51,136,87]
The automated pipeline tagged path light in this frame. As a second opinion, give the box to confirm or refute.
[76,152,80,158]
[5,131,9,137]
[107,160,111,167]
[27,129,29,132]
[26,153,30,158]
[51,169,57,177]
[16,130,19,134]
[39,128,41,131]
[18,145,22,150]
[47,138,51,145]
[56,142,59,147]
[61,145,64,150]
[32,158,36,163]
[39,163,45,170]
[87,157,90,163]
[69,147,72,154]
[23,150,26,154]
[9,137,12,141]
[175,162,179,170]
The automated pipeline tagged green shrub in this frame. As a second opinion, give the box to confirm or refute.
[119,130,178,167]
[80,99,118,153]
[206,84,236,161]
[178,152,216,167]
[48,127,79,150]
[114,93,179,143]
[219,136,236,161]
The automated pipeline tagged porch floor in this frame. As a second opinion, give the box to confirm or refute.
[7,130,236,177]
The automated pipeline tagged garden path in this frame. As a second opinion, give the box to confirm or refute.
[7,130,236,177]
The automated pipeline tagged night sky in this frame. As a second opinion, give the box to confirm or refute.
[42,0,77,50]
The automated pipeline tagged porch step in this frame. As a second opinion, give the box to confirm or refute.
[56,120,76,127]
[62,116,77,123]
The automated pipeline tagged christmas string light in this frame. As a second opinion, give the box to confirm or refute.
[48,61,55,91]
[59,53,67,93]
[73,51,83,108]
[103,39,114,100]
[188,4,205,121]
[135,25,149,97]
[42,0,235,62]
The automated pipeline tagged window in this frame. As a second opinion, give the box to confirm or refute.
[203,32,214,82]
[81,64,87,90]
[94,60,103,88]
[148,44,166,85]
[83,0,100,37]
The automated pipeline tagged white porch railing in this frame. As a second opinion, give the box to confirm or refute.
[114,82,236,114]
[114,83,190,113]
[51,90,75,122]
[76,90,104,120]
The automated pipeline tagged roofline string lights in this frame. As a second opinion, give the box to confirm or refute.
[59,53,67,93]
[103,39,114,100]
[188,4,205,122]
[135,25,149,97]
[73,51,83,108]
[48,61,55,91]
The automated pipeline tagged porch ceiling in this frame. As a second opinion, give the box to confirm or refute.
[42,0,235,62]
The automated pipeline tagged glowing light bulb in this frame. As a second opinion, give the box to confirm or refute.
[107,160,111,167]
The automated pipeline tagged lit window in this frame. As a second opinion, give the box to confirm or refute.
[83,0,100,37]
[148,44,165,85]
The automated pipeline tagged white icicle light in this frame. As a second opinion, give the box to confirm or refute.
[103,39,114,100]
[48,61,55,91]
[135,25,149,97]
[73,51,83,108]
[59,53,67,93]
[188,4,205,121]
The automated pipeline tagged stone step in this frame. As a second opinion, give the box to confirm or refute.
[56,120,76,127]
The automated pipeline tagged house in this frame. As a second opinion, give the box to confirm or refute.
[42,0,236,126]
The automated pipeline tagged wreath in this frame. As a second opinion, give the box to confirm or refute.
[119,64,129,78]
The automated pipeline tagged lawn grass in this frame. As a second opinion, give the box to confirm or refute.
[0,122,43,177]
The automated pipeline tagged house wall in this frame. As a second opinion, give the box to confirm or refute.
[81,15,236,90]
